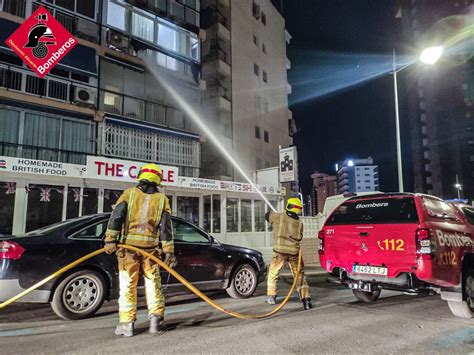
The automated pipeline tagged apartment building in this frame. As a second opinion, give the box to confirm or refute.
[0,0,203,233]
[399,0,473,201]
[200,0,293,180]
[337,158,380,194]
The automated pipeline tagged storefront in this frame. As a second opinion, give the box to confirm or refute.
[0,155,282,255]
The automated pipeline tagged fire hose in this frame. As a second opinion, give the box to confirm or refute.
[0,244,303,320]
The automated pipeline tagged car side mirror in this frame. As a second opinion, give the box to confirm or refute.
[209,235,219,245]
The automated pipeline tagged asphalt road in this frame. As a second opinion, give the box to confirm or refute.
[1,273,473,354]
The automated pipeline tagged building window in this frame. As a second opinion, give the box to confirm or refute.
[254,200,265,232]
[0,108,95,165]
[261,11,266,25]
[262,71,268,83]
[26,184,64,232]
[132,12,155,42]
[253,34,258,45]
[226,198,239,232]
[177,196,199,226]
[255,125,261,139]
[254,63,259,76]
[262,43,266,53]
[264,130,269,143]
[107,1,128,31]
[54,0,96,19]
[241,199,252,232]
[263,99,269,113]
[0,181,16,235]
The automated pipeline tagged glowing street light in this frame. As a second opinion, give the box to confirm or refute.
[419,46,444,65]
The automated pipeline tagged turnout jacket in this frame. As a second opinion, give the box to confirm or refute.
[266,211,303,256]
[104,185,174,252]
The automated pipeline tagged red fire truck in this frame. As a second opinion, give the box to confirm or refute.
[319,193,474,318]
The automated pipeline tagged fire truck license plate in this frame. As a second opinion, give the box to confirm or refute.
[352,265,388,276]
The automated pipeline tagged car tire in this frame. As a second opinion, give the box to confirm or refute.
[447,269,474,319]
[226,264,258,299]
[51,270,107,320]
[352,289,381,303]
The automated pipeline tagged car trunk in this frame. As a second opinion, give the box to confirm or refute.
[323,196,420,279]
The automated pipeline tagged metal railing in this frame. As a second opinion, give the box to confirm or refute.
[1,0,26,17]
[0,63,98,106]
[30,2,100,43]
[0,142,90,165]
[103,122,200,168]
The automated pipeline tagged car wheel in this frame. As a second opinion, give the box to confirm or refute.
[51,270,106,320]
[447,269,474,319]
[352,289,381,303]
[226,264,258,299]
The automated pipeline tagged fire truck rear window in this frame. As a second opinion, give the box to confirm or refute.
[326,197,419,225]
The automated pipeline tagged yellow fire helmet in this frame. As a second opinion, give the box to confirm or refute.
[286,197,303,215]
[137,163,163,185]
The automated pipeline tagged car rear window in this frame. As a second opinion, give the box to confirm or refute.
[325,197,419,225]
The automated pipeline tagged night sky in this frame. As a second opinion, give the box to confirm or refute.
[278,0,414,196]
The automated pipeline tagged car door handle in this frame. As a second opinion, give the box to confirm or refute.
[359,232,369,237]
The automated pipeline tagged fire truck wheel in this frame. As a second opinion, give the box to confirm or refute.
[352,289,381,303]
[447,269,474,319]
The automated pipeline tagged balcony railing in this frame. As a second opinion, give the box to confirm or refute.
[1,0,26,17]
[99,89,194,131]
[103,122,200,169]
[32,2,100,43]
[0,64,98,107]
[0,142,90,165]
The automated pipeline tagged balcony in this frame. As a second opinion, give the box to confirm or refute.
[286,83,292,94]
[218,96,231,112]
[286,58,292,70]
[0,64,98,108]
[103,122,200,169]
[31,3,100,43]
[208,23,230,42]
[217,60,231,77]
[99,89,199,132]
[1,0,26,17]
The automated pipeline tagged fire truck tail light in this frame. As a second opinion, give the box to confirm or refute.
[416,228,435,260]
[318,230,325,255]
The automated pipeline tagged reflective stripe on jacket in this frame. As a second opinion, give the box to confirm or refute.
[268,211,303,255]
[105,187,173,251]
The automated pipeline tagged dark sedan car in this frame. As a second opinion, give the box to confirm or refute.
[0,214,267,320]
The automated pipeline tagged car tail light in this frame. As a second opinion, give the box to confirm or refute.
[416,228,435,260]
[0,240,25,260]
[318,230,325,255]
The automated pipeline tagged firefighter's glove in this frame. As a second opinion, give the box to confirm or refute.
[104,241,118,255]
[164,252,178,268]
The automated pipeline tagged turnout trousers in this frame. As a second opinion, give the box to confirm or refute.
[117,248,165,323]
[267,251,311,300]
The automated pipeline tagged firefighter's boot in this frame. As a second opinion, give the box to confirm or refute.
[115,322,135,337]
[266,295,276,305]
[302,298,312,310]
[149,315,165,334]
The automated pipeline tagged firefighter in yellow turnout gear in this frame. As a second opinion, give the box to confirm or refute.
[265,197,312,310]
[104,163,177,337]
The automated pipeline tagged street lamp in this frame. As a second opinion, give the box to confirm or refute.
[419,46,444,65]
[391,46,444,193]
[454,174,462,199]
